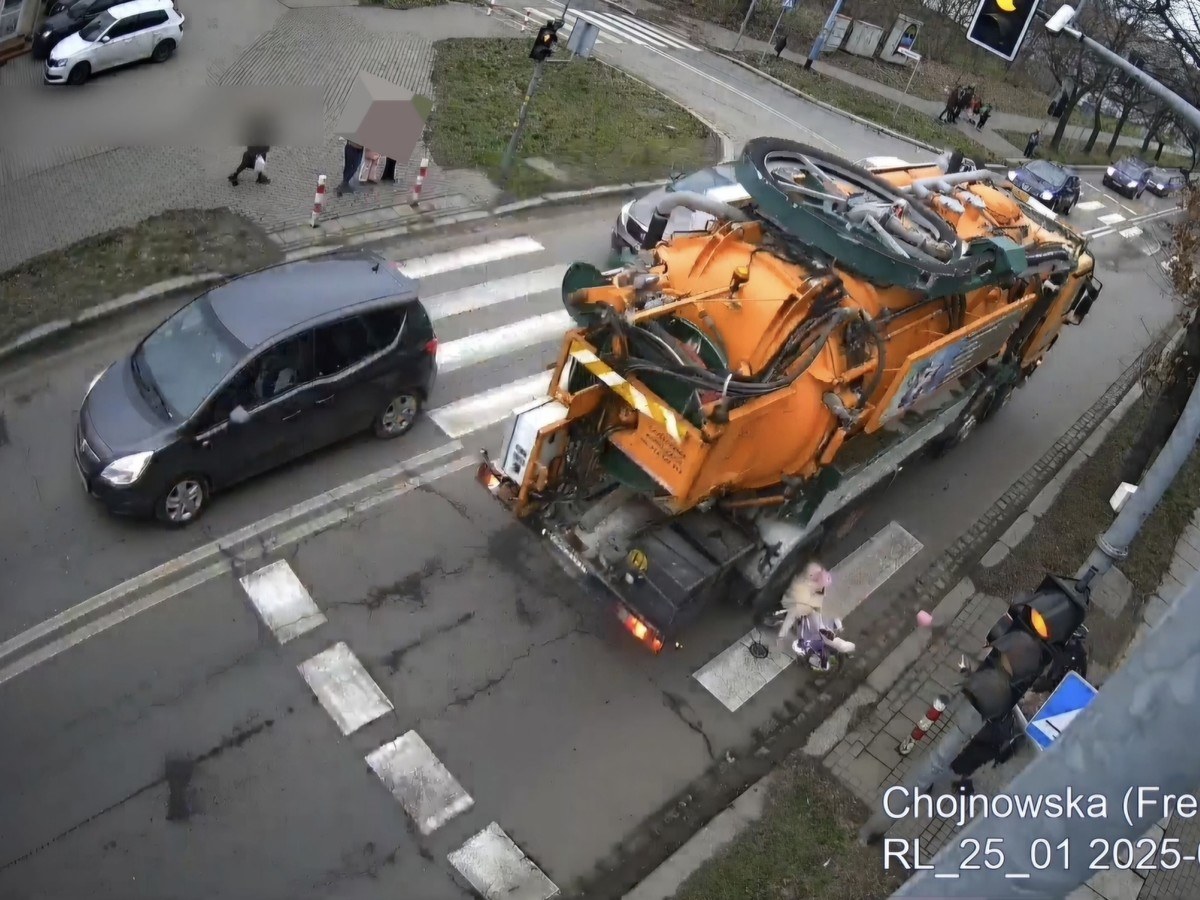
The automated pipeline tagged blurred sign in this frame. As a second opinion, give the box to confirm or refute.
[782,0,797,9]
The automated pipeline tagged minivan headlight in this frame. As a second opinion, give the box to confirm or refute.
[1127,180,1138,188]
[1106,167,1115,176]
[1007,170,1017,181]
[1040,190,1053,201]
[100,451,153,486]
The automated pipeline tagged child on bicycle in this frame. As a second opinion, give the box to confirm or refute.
[777,562,856,670]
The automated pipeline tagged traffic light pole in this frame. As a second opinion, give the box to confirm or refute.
[804,0,845,70]
[498,58,546,189]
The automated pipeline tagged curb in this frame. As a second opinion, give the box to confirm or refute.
[620,337,1171,899]
[280,180,668,262]
[0,273,228,365]
[715,52,948,159]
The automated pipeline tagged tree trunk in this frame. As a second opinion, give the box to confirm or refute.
[1106,103,1132,157]
[1051,97,1077,150]
[1085,100,1104,154]
[1156,141,1166,161]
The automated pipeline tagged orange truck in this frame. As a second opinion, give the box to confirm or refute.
[478,138,1103,652]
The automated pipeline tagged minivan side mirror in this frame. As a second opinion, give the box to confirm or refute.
[229,405,251,426]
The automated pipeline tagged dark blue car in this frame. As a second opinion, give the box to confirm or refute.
[1007,160,1081,214]
[1103,156,1153,199]
[1147,167,1189,197]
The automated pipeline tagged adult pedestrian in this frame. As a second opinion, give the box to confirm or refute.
[337,139,365,198]
[1024,129,1040,158]
[228,144,270,187]
[976,102,992,131]
[938,85,960,123]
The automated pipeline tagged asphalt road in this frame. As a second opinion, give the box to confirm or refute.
[0,180,1182,899]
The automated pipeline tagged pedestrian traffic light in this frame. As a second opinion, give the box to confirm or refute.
[965,0,1042,63]
[531,23,559,61]
[962,574,1089,721]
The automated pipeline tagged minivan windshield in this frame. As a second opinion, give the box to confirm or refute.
[1117,157,1150,173]
[1026,161,1067,187]
[78,11,115,40]
[670,168,735,194]
[136,299,247,419]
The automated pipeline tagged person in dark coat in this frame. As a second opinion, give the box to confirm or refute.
[938,85,960,123]
[337,139,365,197]
[1024,129,1041,158]
[228,145,270,186]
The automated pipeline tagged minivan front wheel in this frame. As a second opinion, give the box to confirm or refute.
[156,475,209,526]
[374,391,421,439]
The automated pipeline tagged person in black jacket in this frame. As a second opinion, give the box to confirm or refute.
[229,145,271,186]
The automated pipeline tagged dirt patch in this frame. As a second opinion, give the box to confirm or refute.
[0,208,281,347]
[973,389,1200,670]
[428,39,718,199]
[732,53,994,165]
[674,756,902,900]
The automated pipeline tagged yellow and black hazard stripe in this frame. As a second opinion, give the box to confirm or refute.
[568,341,688,444]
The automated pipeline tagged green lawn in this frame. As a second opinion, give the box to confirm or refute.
[428,39,719,198]
[0,209,280,347]
[732,53,994,165]
[997,129,1193,169]
[674,756,903,900]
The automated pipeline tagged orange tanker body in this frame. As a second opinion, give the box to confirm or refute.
[480,138,1103,652]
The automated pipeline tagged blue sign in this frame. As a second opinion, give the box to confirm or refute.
[1026,671,1098,751]
[782,0,796,9]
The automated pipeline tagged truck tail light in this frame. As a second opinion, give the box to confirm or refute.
[616,605,664,653]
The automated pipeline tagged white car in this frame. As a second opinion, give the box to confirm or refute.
[44,0,184,86]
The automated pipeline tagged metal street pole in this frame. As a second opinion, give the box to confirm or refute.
[733,0,759,51]
[804,0,846,70]
[758,5,788,65]
[499,58,546,188]
[890,362,1200,898]
[894,55,920,115]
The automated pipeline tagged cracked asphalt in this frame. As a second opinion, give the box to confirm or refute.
[0,197,1184,899]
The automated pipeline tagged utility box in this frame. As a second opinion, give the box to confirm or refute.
[843,20,883,58]
[823,14,852,53]
[879,14,922,65]
[567,19,600,58]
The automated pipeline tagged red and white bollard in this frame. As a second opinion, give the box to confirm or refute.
[410,158,428,206]
[486,0,494,14]
[520,9,530,30]
[311,174,326,228]
[897,695,949,756]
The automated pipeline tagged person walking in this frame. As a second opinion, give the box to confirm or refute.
[336,139,365,198]
[938,85,960,123]
[976,102,992,131]
[228,145,270,187]
[1024,128,1041,158]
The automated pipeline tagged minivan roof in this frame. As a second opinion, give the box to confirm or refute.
[206,253,419,349]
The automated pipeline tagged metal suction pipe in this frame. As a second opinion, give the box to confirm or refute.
[640,191,750,250]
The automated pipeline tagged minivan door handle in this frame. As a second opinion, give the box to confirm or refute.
[282,409,303,422]
[315,394,335,406]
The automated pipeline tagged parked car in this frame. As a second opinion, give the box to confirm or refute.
[1102,156,1154,199]
[32,0,126,61]
[44,0,183,86]
[611,156,922,254]
[1006,159,1081,214]
[1146,167,1189,197]
[74,253,439,526]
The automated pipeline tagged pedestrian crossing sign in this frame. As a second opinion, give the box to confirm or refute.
[1026,670,1098,751]
[782,0,796,9]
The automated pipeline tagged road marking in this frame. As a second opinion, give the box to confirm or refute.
[438,310,572,373]
[366,731,475,835]
[430,371,552,438]
[239,560,326,643]
[693,521,923,712]
[299,642,394,735]
[548,1,699,50]
[425,266,563,321]
[449,821,560,900]
[1075,200,1105,211]
[1089,228,1114,238]
[392,237,544,279]
[0,453,473,689]
[1119,226,1143,239]
[1098,213,1126,225]
[0,441,463,669]
[527,6,624,45]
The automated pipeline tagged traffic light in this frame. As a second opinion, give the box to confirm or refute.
[531,22,559,61]
[965,0,1042,63]
[962,574,1089,721]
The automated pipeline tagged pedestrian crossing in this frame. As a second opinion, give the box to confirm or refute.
[510,0,701,52]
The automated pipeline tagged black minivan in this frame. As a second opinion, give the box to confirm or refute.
[75,252,438,527]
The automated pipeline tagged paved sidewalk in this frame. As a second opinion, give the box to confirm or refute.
[824,381,1200,900]
[0,3,501,273]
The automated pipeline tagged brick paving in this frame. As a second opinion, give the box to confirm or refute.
[0,4,502,273]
